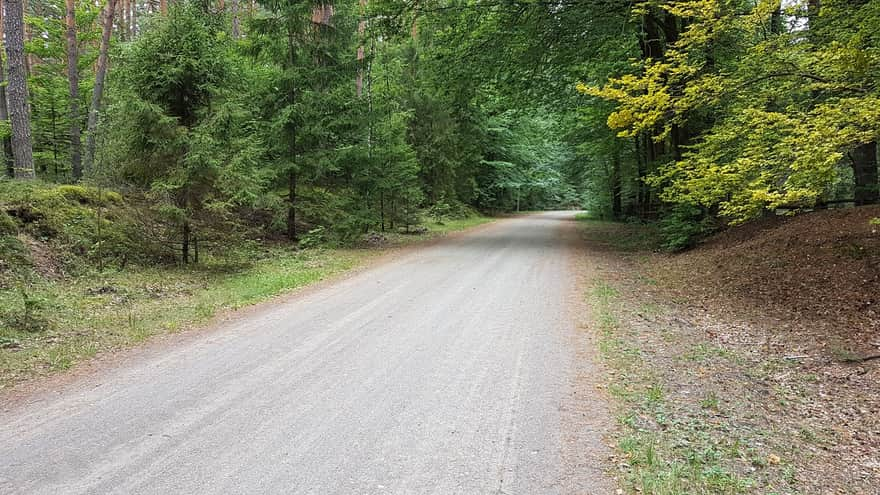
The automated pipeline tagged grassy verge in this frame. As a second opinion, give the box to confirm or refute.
[0,215,492,390]
[590,278,753,494]
[579,217,763,494]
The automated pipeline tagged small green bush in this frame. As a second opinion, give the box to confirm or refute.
[299,226,327,249]
[0,210,17,235]
[5,286,51,332]
[660,204,716,251]
[428,200,452,224]
[443,199,477,219]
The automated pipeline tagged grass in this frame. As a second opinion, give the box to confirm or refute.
[590,277,754,494]
[580,216,757,494]
[0,214,492,389]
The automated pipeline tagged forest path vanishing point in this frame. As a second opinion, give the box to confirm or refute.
[0,211,616,494]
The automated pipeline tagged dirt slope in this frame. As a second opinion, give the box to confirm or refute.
[662,205,880,354]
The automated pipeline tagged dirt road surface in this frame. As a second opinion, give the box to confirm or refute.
[0,212,614,494]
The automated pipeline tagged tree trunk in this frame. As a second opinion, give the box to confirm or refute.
[160,0,166,14]
[182,219,190,264]
[390,196,395,230]
[130,0,136,37]
[639,11,663,60]
[23,0,32,76]
[380,191,385,232]
[3,0,34,179]
[84,0,117,173]
[122,0,129,41]
[611,146,622,219]
[287,170,298,241]
[0,0,15,178]
[853,142,879,205]
[50,99,58,175]
[356,0,366,96]
[66,0,82,180]
[231,0,240,38]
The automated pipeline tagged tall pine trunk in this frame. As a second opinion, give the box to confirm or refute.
[4,0,34,179]
[84,0,117,173]
[66,0,82,180]
[0,0,15,178]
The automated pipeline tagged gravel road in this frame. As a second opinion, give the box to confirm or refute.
[0,211,614,494]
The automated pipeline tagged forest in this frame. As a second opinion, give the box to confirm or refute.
[0,0,879,492]
[0,0,876,254]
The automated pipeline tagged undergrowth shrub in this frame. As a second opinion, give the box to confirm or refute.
[0,210,17,235]
[299,226,327,249]
[428,201,452,224]
[443,199,478,219]
[660,204,716,251]
[2,284,51,333]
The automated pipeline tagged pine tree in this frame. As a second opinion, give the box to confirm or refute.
[66,0,82,180]
[84,0,118,173]
[3,0,34,179]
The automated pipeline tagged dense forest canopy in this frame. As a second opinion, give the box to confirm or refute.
[0,0,878,254]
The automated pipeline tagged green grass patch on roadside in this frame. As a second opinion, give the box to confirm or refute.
[589,276,753,495]
[0,247,369,388]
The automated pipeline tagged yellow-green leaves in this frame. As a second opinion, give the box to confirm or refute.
[579,0,880,224]
[652,97,880,222]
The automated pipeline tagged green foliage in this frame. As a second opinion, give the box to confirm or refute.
[8,0,598,255]
[299,226,327,249]
[121,4,226,126]
[25,0,103,180]
[659,204,716,251]
[428,200,451,224]
[580,0,880,225]
[101,3,273,260]
[476,111,579,212]
[4,285,51,333]
[0,211,17,236]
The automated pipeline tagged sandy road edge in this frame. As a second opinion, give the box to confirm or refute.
[557,216,620,494]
